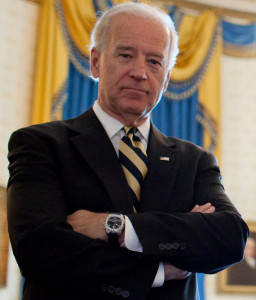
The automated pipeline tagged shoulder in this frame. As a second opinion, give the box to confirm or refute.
[150,125,218,166]
[9,119,73,148]
[151,124,213,155]
[9,108,96,142]
[170,137,218,166]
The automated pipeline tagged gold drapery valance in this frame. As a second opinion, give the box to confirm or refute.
[30,0,221,159]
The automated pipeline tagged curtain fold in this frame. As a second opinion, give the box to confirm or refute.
[171,11,218,81]
[62,62,98,120]
[159,8,221,160]
[199,35,222,159]
[31,0,68,124]
[31,0,256,127]
[222,19,256,57]
[61,0,96,56]
[152,91,203,146]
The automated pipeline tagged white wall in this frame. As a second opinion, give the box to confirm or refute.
[0,0,39,299]
[204,56,256,300]
[0,0,256,300]
[221,55,256,221]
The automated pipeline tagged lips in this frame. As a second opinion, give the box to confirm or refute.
[121,86,149,94]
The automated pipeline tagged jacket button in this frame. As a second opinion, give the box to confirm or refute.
[122,290,130,298]
[172,242,179,249]
[158,243,165,250]
[115,288,122,295]
[180,242,186,250]
[108,285,115,294]
[165,243,172,250]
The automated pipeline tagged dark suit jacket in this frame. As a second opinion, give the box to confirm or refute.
[7,108,248,300]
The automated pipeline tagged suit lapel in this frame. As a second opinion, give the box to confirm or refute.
[69,109,134,214]
[68,109,180,214]
[139,124,180,212]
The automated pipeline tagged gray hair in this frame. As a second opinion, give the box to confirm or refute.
[90,2,179,71]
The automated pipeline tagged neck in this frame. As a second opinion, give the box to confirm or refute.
[97,101,149,127]
[119,115,148,127]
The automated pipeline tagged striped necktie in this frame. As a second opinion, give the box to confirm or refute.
[119,126,148,213]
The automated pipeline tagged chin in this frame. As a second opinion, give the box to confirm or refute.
[121,101,146,111]
[122,106,145,116]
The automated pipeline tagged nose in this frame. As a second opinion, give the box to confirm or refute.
[129,60,147,81]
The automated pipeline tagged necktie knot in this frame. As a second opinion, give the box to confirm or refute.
[122,127,147,156]
[123,126,136,136]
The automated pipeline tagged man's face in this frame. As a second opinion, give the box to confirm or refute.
[91,13,171,126]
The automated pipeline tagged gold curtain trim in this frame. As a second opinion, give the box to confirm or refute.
[223,41,256,57]
[171,10,218,81]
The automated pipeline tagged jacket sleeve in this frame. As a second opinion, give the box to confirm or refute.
[7,128,159,300]
[128,149,249,274]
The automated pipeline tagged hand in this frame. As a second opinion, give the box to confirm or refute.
[191,202,215,214]
[67,210,108,242]
[164,262,191,281]
[163,203,215,281]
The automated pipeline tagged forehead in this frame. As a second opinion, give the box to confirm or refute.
[106,13,170,53]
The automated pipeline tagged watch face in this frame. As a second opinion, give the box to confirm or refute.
[108,216,123,229]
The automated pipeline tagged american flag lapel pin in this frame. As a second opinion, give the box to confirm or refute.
[160,157,170,161]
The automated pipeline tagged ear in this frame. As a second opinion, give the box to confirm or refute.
[163,71,171,92]
[90,47,100,78]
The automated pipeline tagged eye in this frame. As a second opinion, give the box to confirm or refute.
[120,53,130,59]
[148,59,161,67]
[149,59,158,64]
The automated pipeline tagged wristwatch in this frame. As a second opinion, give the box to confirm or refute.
[104,214,125,245]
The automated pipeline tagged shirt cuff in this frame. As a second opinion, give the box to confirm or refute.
[123,216,143,252]
[152,261,165,287]
[122,216,165,287]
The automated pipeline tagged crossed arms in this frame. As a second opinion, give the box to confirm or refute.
[67,203,216,282]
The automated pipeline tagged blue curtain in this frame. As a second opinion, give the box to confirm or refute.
[62,62,98,120]
[152,91,203,145]
[222,19,256,56]
[63,61,204,148]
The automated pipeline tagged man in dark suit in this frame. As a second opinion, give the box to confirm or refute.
[7,2,248,300]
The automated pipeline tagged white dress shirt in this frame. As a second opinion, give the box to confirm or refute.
[93,101,164,287]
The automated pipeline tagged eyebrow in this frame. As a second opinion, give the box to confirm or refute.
[115,45,164,60]
[116,45,134,52]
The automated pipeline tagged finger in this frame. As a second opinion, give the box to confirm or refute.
[190,205,199,212]
[191,202,214,213]
[191,203,211,212]
[201,202,212,210]
[176,271,191,280]
[66,215,73,222]
[199,203,215,213]
[203,206,216,214]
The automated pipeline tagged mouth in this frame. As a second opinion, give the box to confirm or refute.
[121,87,149,94]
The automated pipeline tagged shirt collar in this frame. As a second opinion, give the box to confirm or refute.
[93,100,150,142]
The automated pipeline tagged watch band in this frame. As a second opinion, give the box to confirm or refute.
[107,232,119,245]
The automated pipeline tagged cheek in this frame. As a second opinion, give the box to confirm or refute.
[152,78,166,95]
[102,66,123,86]
[99,70,116,91]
